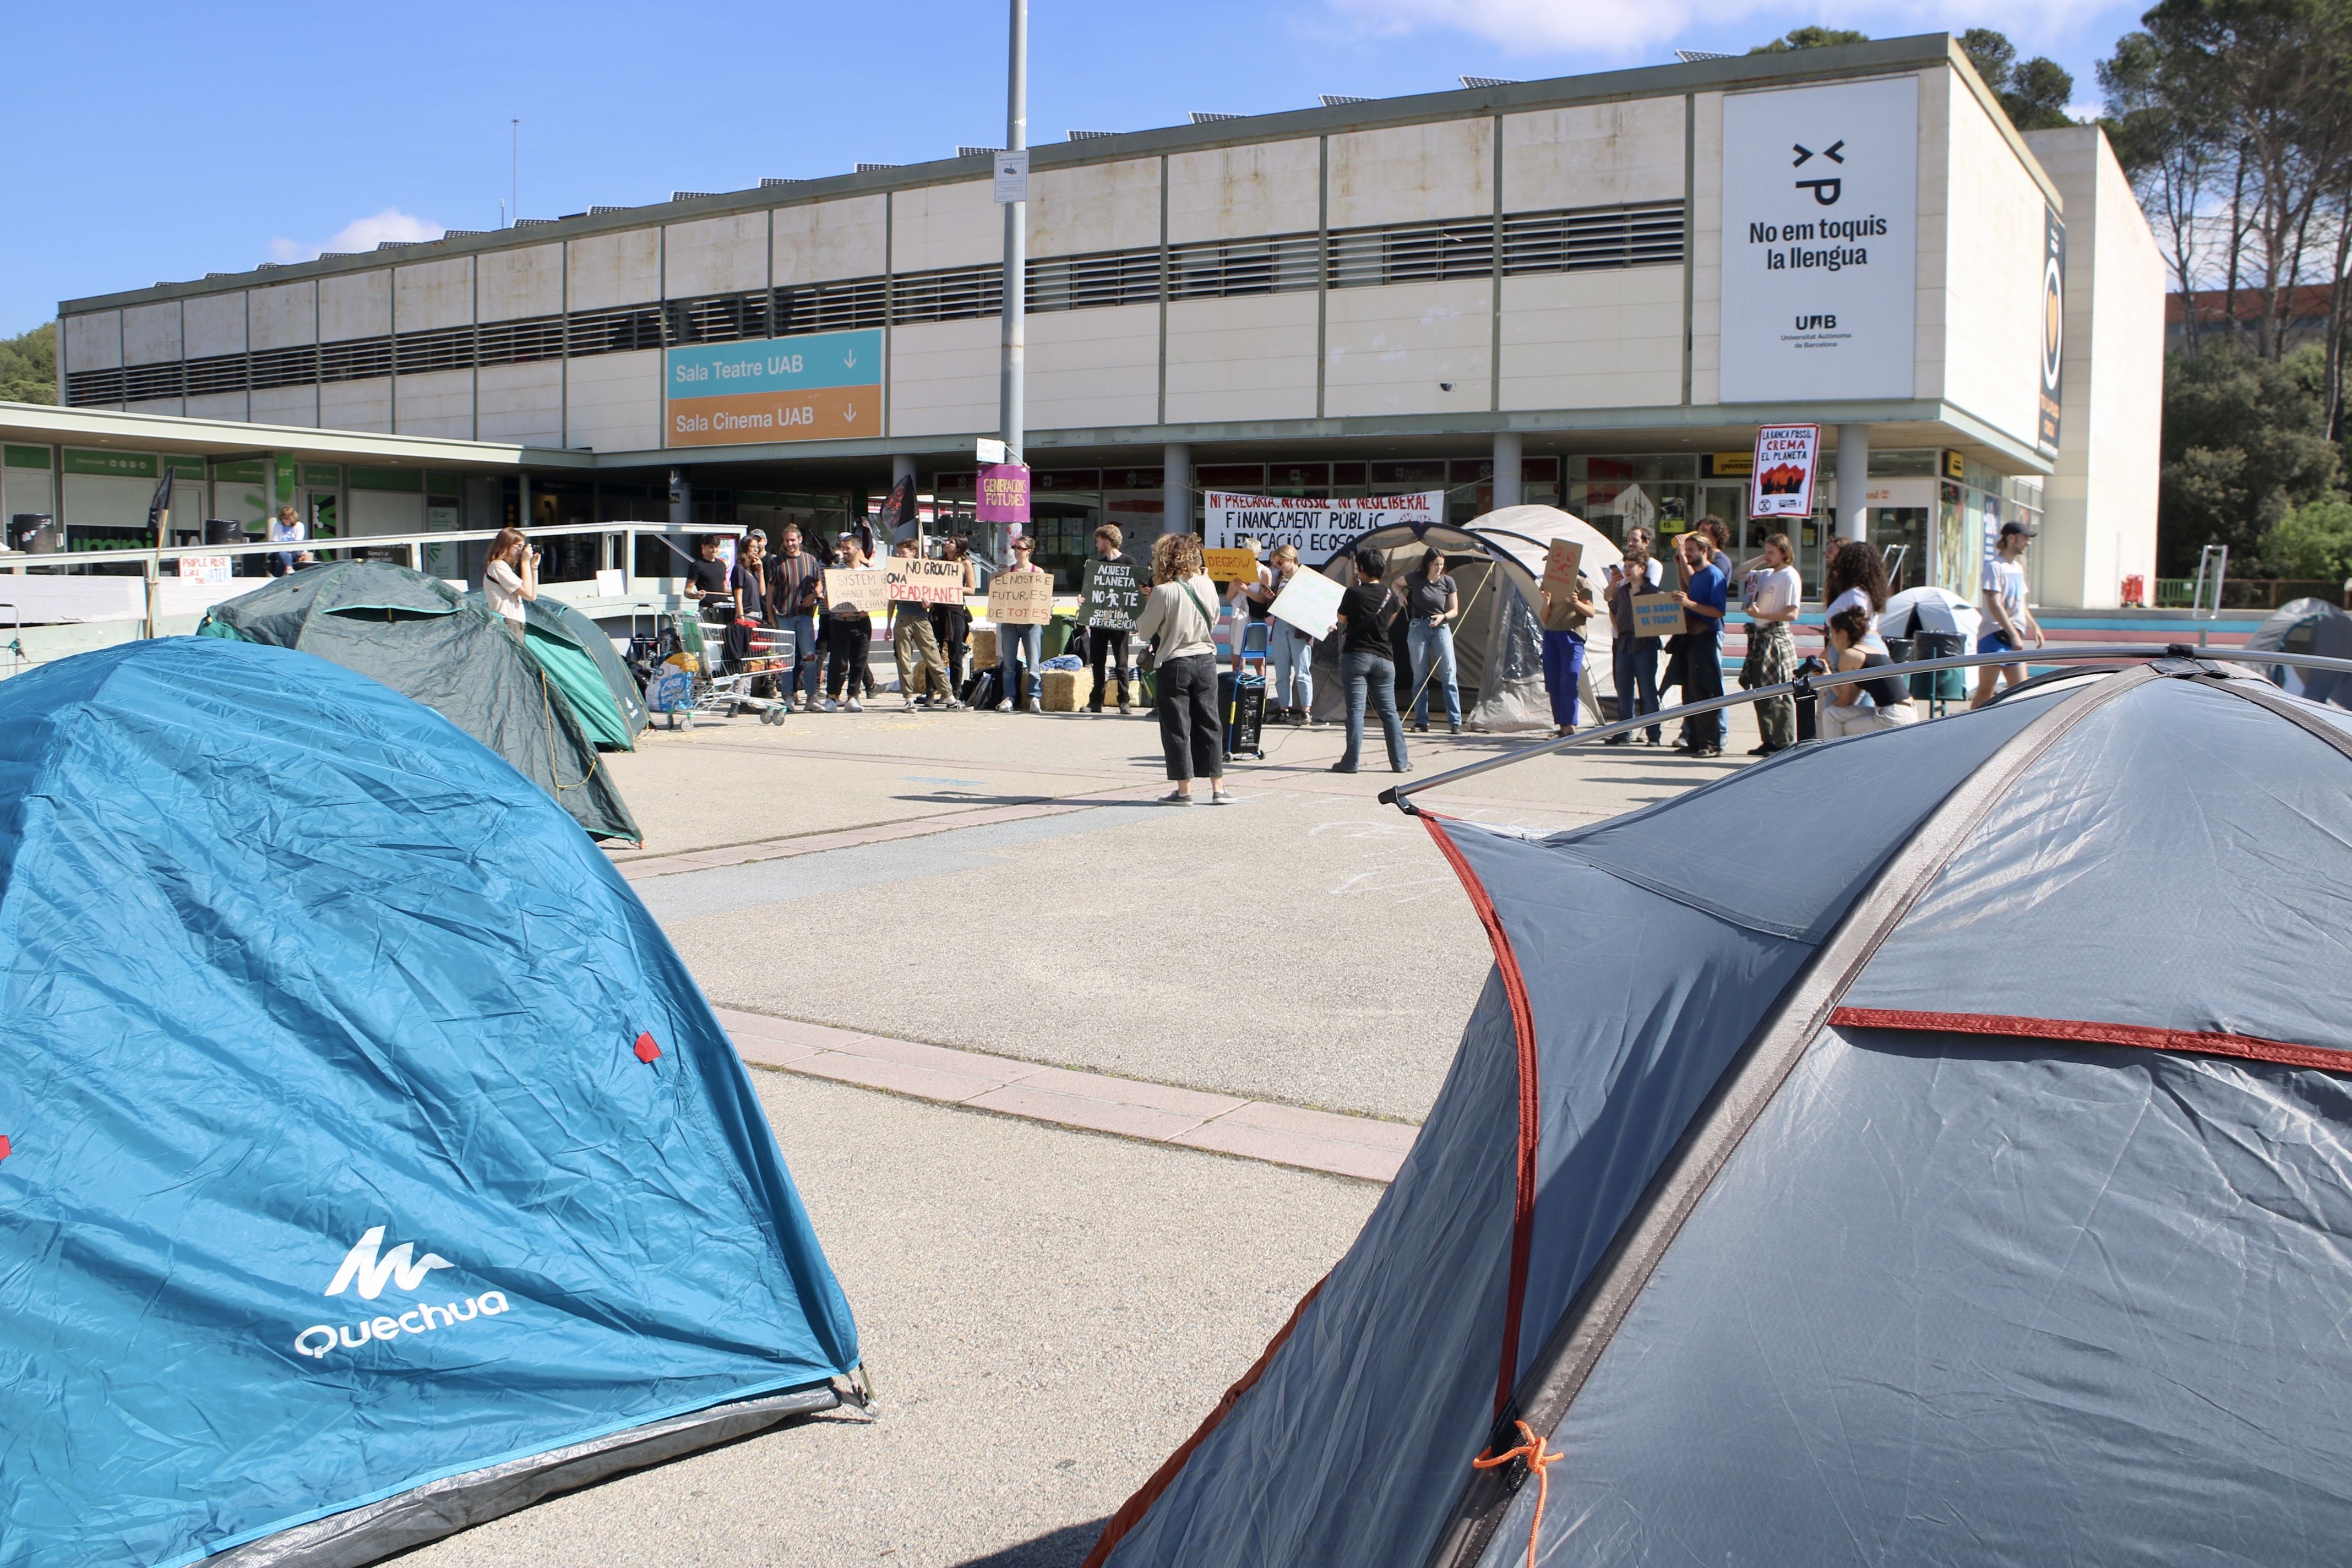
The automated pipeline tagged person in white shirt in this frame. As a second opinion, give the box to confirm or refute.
[1743,533,1803,755]
[1971,520,2045,708]
[483,528,537,638]
[267,505,309,576]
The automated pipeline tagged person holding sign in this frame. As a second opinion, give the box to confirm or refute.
[1404,551,1462,735]
[993,536,1050,713]
[1538,560,1597,738]
[929,536,977,690]
[1331,546,1410,776]
[1131,532,1227,803]
[1265,543,1316,723]
[1667,531,1727,758]
[1603,527,1666,745]
[890,540,959,710]
[1743,533,1804,754]
[1084,525,1143,715]
[820,537,875,712]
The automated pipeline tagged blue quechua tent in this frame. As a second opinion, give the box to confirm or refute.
[1089,661,2352,1568]
[0,638,859,1568]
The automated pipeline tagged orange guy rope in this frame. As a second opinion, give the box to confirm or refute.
[1471,1420,1562,1568]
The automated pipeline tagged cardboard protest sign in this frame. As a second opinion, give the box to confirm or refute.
[888,557,965,604]
[1267,569,1344,640]
[1540,538,1585,598]
[1630,592,1686,638]
[987,570,1055,625]
[1204,548,1260,582]
[824,568,894,616]
[1082,559,1145,630]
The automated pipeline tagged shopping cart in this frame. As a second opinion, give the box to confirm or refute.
[685,605,793,727]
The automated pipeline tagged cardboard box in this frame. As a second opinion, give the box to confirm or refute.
[1041,668,1094,712]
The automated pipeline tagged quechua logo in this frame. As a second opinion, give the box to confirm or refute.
[293,1224,513,1361]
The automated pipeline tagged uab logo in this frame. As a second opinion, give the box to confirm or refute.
[293,1224,514,1361]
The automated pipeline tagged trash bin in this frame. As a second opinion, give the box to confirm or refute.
[1042,614,1077,661]
[1909,630,1968,704]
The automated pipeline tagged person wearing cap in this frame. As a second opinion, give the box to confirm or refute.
[993,535,1049,713]
[1971,519,2044,709]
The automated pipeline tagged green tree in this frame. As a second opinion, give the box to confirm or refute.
[2160,343,2342,574]
[0,323,56,405]
[2263,491,2352,580]
[1749,26,1870,53]
[1959,28,2078,130]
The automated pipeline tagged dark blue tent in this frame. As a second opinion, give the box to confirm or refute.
[0,639,858,1568]
[1090,663,2352,1568]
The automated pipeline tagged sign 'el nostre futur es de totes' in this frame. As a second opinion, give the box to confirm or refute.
[663,328,883,448]
[1718,76,1920,404]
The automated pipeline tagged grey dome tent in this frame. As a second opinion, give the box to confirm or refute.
[1303,506,1621,732]
[2248,596,2352,709]
[1089,662,2352,1568]
[198,562,640,843]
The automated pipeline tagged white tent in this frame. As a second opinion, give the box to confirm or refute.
[1302,505,1623,732]
[1882,585,1984,646]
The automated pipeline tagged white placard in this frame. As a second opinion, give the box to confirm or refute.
[177,555,232,584]
[1267,569,1345,640]
[1749,424,1821,519]
[1719,76,1920,402]
[594,568,625,597]
[1202,491,1445,556]
[993,150,1030,204]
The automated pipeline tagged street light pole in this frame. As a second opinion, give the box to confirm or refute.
[999,0,1027,561]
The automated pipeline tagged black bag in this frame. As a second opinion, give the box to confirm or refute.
[963,669,1000,709]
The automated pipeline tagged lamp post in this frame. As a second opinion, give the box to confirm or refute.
[998,0,1027,564]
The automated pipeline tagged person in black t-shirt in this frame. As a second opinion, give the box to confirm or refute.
[687,536,733,616]
[1330,547,1410,774]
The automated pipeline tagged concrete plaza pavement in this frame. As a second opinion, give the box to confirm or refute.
[410,691,1754,1565]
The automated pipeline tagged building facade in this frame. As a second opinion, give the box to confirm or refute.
[38,34,2163,606]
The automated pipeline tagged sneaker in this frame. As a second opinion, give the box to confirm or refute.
[1211,788,1233,805]
[1328,762,1359,774]
[1024,699,1042,714]
[1119,699,1133,715]
[847,698,862,712]
[904,695,918,711]
[1692,745,1723,759]
[995,700,1012,712]
[1410,721,1429,734]
[820,699,840,712]
[1448,721,1461,735]
[1747,743,1775,756]
[1161,789,1195,806]
[792,693,809,711]
[1602,733,1631,747]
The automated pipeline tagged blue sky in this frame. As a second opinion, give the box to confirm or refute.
[1,0,2148,338]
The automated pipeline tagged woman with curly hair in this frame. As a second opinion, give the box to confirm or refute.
[1819,536,1890,656]
[1131,531,1228,804]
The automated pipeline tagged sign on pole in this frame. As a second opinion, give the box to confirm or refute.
[977,463,1031,525]
[1082,558,1145,629]
[1748,424,1822,519]
[976,437,1009,466]
[823,568,894,616]
[888,557,967,604]
[987,571,1054,625]
[1268,569,1344,640]
[993,150,1030,204]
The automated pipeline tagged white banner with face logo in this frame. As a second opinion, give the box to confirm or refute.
[1719,75,1920,403]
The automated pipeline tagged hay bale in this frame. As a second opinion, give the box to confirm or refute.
[1041,668,1093,712]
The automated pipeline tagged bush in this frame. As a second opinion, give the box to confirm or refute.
[2159,343,2340,575]
[2263,493,2352,583]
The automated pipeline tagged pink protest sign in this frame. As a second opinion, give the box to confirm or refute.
[976,463,1031,524]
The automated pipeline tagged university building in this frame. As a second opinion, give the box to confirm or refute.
[17,33,2161,607]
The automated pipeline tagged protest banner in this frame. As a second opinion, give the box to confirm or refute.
[1748,424,1821,519]
[1082,558,1145,629]
[1267,568,1344,640]
[823,568,893,616]
[987,570,1054,625]
[1202,491,1444,555]
[1204,547,1260,582]
[888,557,965,605]
[1630,592,1686,638]
[976,463,1031,524]
[1540,538,1585,599]
[176,556,232,585]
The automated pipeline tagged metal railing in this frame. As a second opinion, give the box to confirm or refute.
[1380,645,2352,811]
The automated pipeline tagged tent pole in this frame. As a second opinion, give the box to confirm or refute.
[1379,645,2352,812]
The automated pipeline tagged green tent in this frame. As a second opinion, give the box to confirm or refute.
[197,563,641,843]
[489,595,647,752]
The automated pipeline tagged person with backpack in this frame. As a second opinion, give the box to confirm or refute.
[1131,531,1227,804]
[1331,546,1411,775]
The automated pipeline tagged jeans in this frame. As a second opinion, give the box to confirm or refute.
[1155,652,1224,780]
[1613,636,1661,742]
[779,613,820,699]
[824,613,874,699]
[1542,629,1586,728]
[1340,649,1409,771]
[997,622,1043,705]
[1087,627,1135,709]
[1269,620,1314,711]
[1406,622,1460,726]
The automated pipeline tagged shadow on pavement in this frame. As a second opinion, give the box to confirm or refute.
[951,1518,1110,1568]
